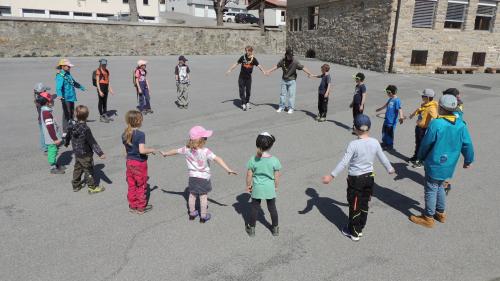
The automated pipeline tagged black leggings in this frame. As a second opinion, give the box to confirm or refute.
[97,83,109,116]
[347,174,374,236]
[249,198,278,227]
[61,100,75,133]
[318,94,329,117]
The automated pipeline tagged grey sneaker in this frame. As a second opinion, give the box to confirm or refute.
[271,226,279,236]
[246,103,251,110]
[136,205,153,214]
[246,224,255,237]
[100,115,109,123]
[50,166,65,174]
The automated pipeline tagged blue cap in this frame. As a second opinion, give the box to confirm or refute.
[354,114,371,131]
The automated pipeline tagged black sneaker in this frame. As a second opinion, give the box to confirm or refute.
[412,160,423,168]
[246,224,255,237]
[341,226,360,242]
[73,186,83,192]
[200,213,212,223]
[271,226,279,236]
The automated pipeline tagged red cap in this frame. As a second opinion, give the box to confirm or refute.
[40,92,53,103]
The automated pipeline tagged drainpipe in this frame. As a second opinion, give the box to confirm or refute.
[388,0,402,73]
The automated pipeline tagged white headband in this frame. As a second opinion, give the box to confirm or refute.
[259,132,272,137]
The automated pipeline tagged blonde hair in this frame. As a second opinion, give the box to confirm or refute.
[186,138,207,149]
[124,110,143,145]
[75,105,89,121]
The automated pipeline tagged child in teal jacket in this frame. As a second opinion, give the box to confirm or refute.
[410,95,474,228]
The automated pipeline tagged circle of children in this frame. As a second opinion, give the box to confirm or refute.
[33,46,474,242]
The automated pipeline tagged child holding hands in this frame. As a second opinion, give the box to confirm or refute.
[246,132,281,237]
[161,126,237,223]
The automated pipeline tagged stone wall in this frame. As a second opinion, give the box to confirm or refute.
[286,0,393,72]
[393,0,500,73]
[0,18,285,57]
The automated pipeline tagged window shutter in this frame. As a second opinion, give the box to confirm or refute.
[446,1,468,22]
[412,0,438,28]
[477,0,497,16]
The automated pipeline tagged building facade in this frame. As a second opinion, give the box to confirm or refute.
[0,0,160,23]
[166,0,248,18]
[287,0,500,73]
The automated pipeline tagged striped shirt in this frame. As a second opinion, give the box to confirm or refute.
[331,137,393,177]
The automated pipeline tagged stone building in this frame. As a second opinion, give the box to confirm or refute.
[286,0,500,73]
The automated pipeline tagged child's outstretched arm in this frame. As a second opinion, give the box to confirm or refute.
[246,169,253,193]
[323,143,355,184]
[139,144,156,155]
[214,156,237,175]
[225,63,239,75]
[375,102,388,112]
[265,65,279,75]
[160,149,178,157]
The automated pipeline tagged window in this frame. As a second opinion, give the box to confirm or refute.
[0,6,11,16]
[294,18,298,31]
[101,0,108,2]
[22,9,45,14]
[49,10,70,15]
[281,11,286,22]
[444,0,469,29]
[411,50,428,66]
[442,51,459,66]
[471,52,486,66]
[308,6,319,30]
[97,13,113,17]
[143,0,149,5]
[475,0,497,30]
[289,19,293,31]
[123,0,129,3]
[74,12,92,17]
[299,18,302,31]
[412,0,438,28]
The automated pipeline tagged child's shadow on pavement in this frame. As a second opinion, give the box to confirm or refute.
[57,150,73,166]
[162,188,227,212]
[392,162,425,185]
[93,164,112,186]
[233,193,272,231]
[298,187,348,230]
[373,183,423,217]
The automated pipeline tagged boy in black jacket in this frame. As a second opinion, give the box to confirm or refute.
[65,105,106,193]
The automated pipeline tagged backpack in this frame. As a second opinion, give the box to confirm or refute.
[92,68,108,87]
[133,68,146,87]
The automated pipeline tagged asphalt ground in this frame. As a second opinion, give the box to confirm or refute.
[0,55,499,281]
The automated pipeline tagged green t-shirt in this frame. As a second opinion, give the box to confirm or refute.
[247,155,282,199]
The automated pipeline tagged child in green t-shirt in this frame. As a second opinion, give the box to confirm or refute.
[246,132,282,237]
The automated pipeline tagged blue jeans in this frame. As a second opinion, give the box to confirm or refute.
[424,176,446,216]
[279,79,296,110]
[382,124,395,147]
[137,82,151,111]
[39,123,47,152]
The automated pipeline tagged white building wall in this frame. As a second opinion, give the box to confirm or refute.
[0,0,159,22]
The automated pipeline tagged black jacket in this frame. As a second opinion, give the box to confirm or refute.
[65,121,103,157]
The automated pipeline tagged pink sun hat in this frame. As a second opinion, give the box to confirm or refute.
[189,126,213,140]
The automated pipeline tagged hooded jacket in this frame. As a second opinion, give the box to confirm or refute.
[55,70,84,102]
[417,115,474,180]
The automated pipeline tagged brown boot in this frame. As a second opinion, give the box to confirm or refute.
[409,215,435,228]
[434,212,447,223]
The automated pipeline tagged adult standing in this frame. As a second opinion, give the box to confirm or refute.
[134,60,153,115]
[226,46,266,111]
[266,48,313,114]
[55,59,86,136]
[94,58,114,123]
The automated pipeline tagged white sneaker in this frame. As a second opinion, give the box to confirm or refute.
[246,103,251,110]
[287,109,294,114]
[242,104,247,111]
[276,107,284,113]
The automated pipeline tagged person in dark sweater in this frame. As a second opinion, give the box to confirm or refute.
[65,105,106,193]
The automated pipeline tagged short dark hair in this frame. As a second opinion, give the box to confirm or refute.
[355,72,365,81]
[443,88,460,97]
[386,85,398,95]
[37,96,48,105]
[256,134,276,152]
[75,105,89,121]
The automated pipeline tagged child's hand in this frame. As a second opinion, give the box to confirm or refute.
[399,118,404,125]
[246,185,252,193]
[100,154,106,160]
[55,140,62,146]
[322,175,334,184]
[227,169,238,175]
[160,151,167,157]
[388,168,396,174]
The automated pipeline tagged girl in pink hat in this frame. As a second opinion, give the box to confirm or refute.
[161,126,237,223]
